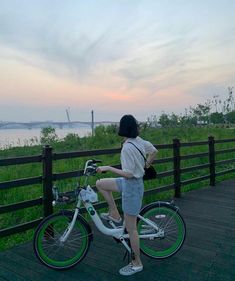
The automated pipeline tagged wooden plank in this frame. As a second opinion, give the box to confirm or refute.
[216,168,235,177]
[12,240,122,281]
[0,155,42,166]
[53,170,83,180]
[54,148,121,160]
[0,251,79,281]
[207,251,235,281]
[53,164,121,181]
[181,163,210,173]
[0,198,42,214]
[215,147,235,155]
[181,140,208,147]
[215,138,235,143]
[206,272,234,281]
[0,179,234,281]
[0,176,42,190]
[181,152,208,160]
[155,157,174,164]
[153,143,172,149]
[0,218,42,237]
[157,170,174,178]
[139,254,210,281]
[53,144,172,161]
[179,189,235,206]
[144,184,174,195]
[0,268,31,281]
[181,174,210,185]
[216,158,235,165]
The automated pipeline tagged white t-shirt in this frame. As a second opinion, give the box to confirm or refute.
[121,136,157,178]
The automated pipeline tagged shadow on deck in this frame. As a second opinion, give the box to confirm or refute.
[0,180,235,281]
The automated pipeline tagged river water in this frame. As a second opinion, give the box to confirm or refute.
[0,127,92,149]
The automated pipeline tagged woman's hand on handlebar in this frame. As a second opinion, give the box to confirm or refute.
[96,166,133,178]
[96,166,110,173]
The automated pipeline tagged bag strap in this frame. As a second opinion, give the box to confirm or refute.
[127,142,148,164]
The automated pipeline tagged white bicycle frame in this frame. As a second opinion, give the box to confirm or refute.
[59,159,164,253]
[60,191,164,253]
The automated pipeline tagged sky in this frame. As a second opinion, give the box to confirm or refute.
[0,0,235,122]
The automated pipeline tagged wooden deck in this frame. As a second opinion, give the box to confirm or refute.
[0,179,234,281]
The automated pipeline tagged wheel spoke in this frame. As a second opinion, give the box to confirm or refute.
[138,205,185,259]
[34,213,90,269]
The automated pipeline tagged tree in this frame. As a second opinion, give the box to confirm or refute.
[40,127,58,145]
[226,111,235,124]
[169,113,179,126]
[158,113,170,127]
[191,103,211,124]
[146,115,160,128]
[179,115,197,126]
[223,87,234,114]
[210,112,224,124]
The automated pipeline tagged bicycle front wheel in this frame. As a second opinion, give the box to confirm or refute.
[33,211,91,270]
[138,202,186,259]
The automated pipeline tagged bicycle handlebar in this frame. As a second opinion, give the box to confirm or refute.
[92,159,102,163]
[52,159,102,206]
[84,159,102,176]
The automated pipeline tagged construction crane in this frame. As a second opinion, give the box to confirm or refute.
[91,110,94,136]
[66,108,71,127]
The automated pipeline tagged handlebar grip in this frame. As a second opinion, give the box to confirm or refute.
[92,159,102,164]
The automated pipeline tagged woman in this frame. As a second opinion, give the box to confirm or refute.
[96,114,157,276]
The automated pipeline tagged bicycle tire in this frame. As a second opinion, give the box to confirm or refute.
[138,202,186,259]
[33,211,92,270]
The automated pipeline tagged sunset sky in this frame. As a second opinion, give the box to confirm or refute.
[0,0,234,122]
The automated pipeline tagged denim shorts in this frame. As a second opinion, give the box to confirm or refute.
[116,177,144,216]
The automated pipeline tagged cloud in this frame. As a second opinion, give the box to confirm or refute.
[115,31,200,94]
[0,1,141,81]
[0,1,200,88]
[0,0,234,122]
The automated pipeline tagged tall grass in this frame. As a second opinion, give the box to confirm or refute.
[0,126,235,250]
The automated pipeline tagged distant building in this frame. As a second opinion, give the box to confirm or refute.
[197,120,208,125]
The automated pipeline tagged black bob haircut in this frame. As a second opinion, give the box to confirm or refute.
[118,115,139,138]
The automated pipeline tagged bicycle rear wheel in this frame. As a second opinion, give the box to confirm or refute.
[138,202,186,259]
[34,211,91,270]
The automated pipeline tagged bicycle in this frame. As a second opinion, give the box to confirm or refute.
[33,159,186,270]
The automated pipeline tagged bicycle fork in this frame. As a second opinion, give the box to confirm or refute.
[59,208,79,243]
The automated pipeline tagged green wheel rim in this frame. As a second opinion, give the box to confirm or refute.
[37,215,88,268]
[138,207,185,258]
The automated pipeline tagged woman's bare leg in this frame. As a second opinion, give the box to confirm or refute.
[124,213,142,266]
[96,178,121,220]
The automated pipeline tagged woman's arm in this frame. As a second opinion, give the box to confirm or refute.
[146,150,157,168]
[96,166,133,178]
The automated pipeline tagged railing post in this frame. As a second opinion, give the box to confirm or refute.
[173,138,181,198]
[208,136,216,186]
[42,145,53,217]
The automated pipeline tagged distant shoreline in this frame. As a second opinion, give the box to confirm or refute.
[0,127,92,149]
[0,121,118,130]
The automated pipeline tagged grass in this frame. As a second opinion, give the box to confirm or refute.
[0,125,235,251]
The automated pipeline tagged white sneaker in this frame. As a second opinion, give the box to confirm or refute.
[100,213,122,224]
[119,263,143,276]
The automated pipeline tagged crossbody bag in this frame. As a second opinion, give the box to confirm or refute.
[127,142,157,180]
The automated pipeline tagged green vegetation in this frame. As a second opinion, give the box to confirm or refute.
[152,87,235,127]
[0,124,235,251]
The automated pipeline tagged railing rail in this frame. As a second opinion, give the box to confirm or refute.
[0,136,235,238]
